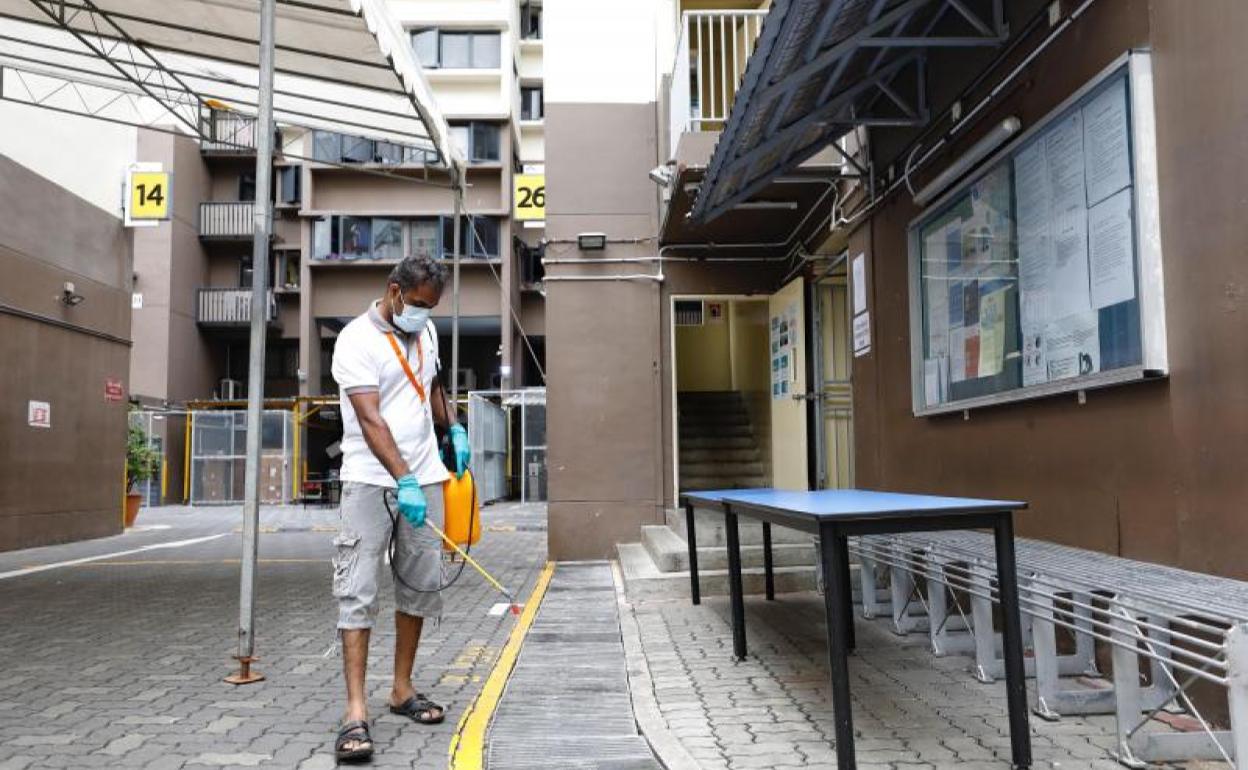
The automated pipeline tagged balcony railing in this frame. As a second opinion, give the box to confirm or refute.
[197,288,277,326]
[202,110,259,153]
[669,10,767,157]
[199,202,256,239]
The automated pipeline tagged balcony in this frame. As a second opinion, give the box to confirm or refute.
[197,288,277,327]
[199,202,256,240]
[202,110,258,154]
[668,10,766,162]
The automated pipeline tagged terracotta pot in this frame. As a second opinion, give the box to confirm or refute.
[125,492,142,528]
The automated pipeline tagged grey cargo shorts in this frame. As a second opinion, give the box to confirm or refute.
[332,480,445,629]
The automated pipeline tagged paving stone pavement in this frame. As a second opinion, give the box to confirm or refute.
[629,591,1221,770]
[0,502,547,769]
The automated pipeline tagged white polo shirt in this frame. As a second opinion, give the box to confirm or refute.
[331,302,450,488]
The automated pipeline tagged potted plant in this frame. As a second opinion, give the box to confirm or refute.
[125,421,159,527]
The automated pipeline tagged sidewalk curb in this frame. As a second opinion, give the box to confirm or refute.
[611,560,704,770]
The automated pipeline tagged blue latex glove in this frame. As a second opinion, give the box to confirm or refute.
[395,473,426,528]
[449,423,471,479]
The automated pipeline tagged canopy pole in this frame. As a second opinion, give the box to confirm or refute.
[451,181,462,411]
[227,0,275,686]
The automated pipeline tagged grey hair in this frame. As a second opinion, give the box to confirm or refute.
[388,255,448,293]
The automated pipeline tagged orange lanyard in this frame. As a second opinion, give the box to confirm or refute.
[384,330,426,404]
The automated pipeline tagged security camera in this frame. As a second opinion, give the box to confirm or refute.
[648,163,675,188]
[60,282,85,307]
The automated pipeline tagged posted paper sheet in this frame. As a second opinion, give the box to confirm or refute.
[1082,78,1132,206]
[977,287,1008,378]
[1088,187,1135,310]
[1045,311,1101,381]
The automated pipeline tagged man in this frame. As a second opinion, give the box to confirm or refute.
[328,255,470,762]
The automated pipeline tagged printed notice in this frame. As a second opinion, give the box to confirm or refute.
[924,230,949,358]
[28,400,51,428]
[924,358,942,407]
[1046,111,1087,211]
[1045,312,1101,381]
[1082,78,1132,206]
[977,287,1008,378]
[1051,206,1092,318]
[852,311,871,357]
[852,253,867,315]
[950,326,968,384]
[1088,188,1135,310]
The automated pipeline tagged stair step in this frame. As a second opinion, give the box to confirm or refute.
[678,413,752,427]
[679,424,754,438]
[679,448,762,463]
[642,525,817,573]
[666,507,810,545]
[680,461,766,476]
[680,436,756,450]
[617,542,815,599]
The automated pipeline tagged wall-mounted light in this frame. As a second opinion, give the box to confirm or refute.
[60,282,85,307]
[913,117,1021,207]
[577,232,607,251]
[648,162,675,188]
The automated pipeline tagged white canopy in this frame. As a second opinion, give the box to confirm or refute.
[0,0,463,174]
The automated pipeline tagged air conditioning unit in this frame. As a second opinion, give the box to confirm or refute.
[455,368,476,392]
[219,378,243,400]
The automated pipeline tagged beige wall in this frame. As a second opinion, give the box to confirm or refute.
[0,153,131,551]
[675,307,731,391]
[768,278,808,491]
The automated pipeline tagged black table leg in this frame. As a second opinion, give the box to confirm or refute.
[820,522,856,770]
[685,503,700,605]
[762,522,775,601]
[993,512,1032,769]
[836,533,856,651]
[725,508,747,660]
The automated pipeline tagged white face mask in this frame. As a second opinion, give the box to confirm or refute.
[390,296,431,333]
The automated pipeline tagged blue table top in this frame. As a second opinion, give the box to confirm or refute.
[683,488,1026,520]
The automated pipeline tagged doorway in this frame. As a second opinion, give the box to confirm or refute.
[811,260,855,489]
[671,296,772,498]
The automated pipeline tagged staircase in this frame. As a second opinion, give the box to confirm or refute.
[677,391,769,491]
[618,391,819,598]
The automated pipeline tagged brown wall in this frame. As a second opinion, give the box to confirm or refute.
[0,153,131,551]
[851,0,1248,578]
[545,100,795,558]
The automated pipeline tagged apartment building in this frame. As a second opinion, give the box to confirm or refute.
[545,0,1248,586]
[127,0,547,500]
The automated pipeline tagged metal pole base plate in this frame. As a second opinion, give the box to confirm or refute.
[225,656,265,685]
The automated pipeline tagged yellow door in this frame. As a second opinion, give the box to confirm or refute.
[768,277,808,490]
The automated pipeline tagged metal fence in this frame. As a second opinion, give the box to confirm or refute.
[668,10,767,154]
[197,288,276,325]
[199,201,255,238]
[467,388,547,504]
[202,110,257,153]
[189,410,292,505]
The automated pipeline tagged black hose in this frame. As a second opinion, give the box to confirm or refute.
[382,473,477,594]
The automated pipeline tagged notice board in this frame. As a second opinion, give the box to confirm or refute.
[907,53,1167,416]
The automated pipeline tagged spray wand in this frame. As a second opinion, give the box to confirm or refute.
[425,519,522,616]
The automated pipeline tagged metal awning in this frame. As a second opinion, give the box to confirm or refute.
[690,0,1007,224]
[0,0,462,172]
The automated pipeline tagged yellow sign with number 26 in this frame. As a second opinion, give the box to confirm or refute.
[129,171,170,220]
[513,174,545,221]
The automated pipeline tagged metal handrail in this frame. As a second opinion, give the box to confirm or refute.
[197,287,276,324]
[199,202,256,238]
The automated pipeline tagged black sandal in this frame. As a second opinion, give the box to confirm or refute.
[335,719,374,763]
[389,694,446,724]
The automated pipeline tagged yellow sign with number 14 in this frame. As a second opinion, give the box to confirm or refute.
[513,174,545,221]
[129,171,170,220]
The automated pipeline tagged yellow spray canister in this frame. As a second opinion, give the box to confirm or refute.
[441,469,481,552]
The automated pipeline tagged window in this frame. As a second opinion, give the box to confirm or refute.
[443,216,500,259]
[341,135,374,163]
[674,300,704,326]
[409,29,501,69]
[239,255,253,289]
[521,86,544,121]
[374,142,404,165]
[312,131,341,162]
[277,166,301,205]
[338,217,371,260]
[372,218,403,261]
[450,122,501,162]
[520,2,542,40]
[410,218,440,259]
[313,216,333,260]
[238,172,256,202]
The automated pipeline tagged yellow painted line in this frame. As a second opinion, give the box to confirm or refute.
[448,561,555,770]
